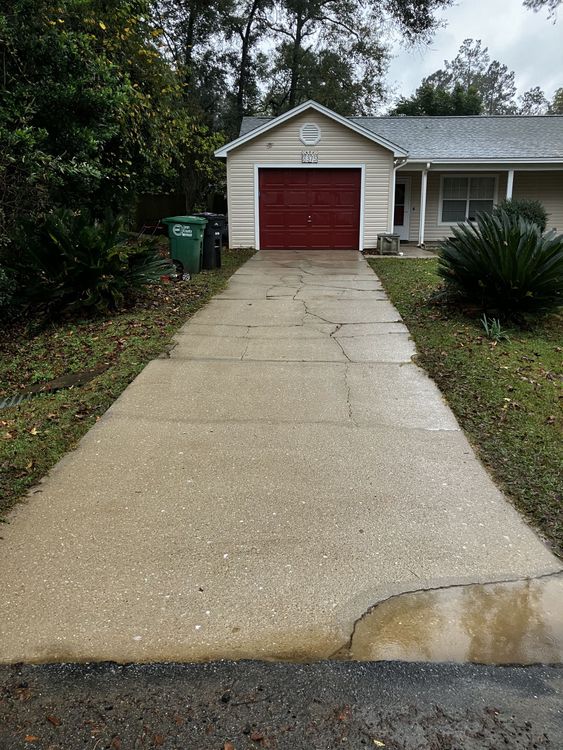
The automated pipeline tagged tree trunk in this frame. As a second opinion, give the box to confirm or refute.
[235,0,261,130]
[288,10,304,109]
[183,3,198,88]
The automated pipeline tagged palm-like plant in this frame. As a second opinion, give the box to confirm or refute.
[438,211,563,314]
[17,210,173,315]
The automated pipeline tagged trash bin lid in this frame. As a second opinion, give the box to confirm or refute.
[162,215,207,225]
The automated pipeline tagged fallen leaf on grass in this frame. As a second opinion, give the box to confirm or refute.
[24,737,40,743]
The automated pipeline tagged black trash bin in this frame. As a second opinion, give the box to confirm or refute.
[194,213,226,270]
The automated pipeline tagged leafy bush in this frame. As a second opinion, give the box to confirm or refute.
[15,210,173,315]
[438,211,563,314]
[493,199,548,233]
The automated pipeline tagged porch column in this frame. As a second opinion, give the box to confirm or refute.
[389,167,397,233]
[418,168,428,246]
[506,169,514,200]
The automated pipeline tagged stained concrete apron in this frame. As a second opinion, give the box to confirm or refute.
[0,250,560,664]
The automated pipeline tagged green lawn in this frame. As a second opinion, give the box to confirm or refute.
[369,257,563,557]
[0,248,254,520]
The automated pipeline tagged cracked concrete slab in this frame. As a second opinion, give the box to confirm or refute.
[344,572,563,664]
[214,285,276,300]
[246,323,336,338]
[193,298,304,326]
[301,280,384,291]
[337,333,416,363]
[304,299,403,324]
[169,335,248,360]
[242,337,346,362]
[176,323,250,338]
[0,249,560,665]
[296,288,388,301]
[335,322,409,336]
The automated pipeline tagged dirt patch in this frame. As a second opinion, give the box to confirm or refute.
[0,661,560,749]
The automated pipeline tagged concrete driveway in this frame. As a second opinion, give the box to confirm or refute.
[0,250,560,664]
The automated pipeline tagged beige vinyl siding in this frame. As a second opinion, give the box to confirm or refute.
[513,171,563,231]
[226,110,394,249]
[402,168,563,243]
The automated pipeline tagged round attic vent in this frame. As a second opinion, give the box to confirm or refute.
[300,123,321,146]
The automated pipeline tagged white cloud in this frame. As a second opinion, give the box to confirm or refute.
[387,0,563,101]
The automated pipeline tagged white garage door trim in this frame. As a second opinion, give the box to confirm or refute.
[253,163,366,252]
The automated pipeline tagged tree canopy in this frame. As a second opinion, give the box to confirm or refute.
[0,0,559,256]
[393,38,561,117]
[392,82,483,116]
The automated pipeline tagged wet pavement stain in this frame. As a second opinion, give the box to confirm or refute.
[345,573,563,665]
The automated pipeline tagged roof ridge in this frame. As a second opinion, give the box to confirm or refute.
[349,114,563,120]
[242,114,563,119]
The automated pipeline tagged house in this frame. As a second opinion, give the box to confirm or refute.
[214,100,563,251]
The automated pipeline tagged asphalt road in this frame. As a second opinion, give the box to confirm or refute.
[1,660,561,749]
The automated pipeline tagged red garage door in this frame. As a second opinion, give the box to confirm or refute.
[259,168,361,250]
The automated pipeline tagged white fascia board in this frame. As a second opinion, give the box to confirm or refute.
[402,158,563,169]
[214,100,408,158]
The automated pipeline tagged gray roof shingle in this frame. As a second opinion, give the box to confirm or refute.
[239,114,563,161]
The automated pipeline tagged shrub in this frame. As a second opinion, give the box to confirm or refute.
[438,211,563,314]
[493,199,548,233]
[15,209,174,316]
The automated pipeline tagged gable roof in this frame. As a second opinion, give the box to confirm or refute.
[238,111,563,163]
[214,100,408,158]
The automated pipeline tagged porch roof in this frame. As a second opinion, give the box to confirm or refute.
[240,114,563,163]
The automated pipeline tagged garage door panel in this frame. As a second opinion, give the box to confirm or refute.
[259,168,361,250]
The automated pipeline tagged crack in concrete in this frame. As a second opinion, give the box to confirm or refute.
[328,325,354,367]
[301,300,338,327]
[240,340,250,360]
[330,569,563,661]
[343,364,358,427]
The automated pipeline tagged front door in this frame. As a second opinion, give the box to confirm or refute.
[259,168,361,250]
[393,177,410,241]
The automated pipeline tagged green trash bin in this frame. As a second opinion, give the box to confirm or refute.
[161,216,207,275]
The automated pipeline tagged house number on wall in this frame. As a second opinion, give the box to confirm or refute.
[301,150,319,164]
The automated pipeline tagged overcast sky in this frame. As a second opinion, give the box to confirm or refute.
[388,0,562,103]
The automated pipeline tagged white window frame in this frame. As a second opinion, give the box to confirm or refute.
[438,173,499,226]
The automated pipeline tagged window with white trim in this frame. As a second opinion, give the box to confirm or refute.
[440,175,496,224]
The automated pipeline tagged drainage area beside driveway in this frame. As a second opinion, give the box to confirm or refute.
[0,249,560,665]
